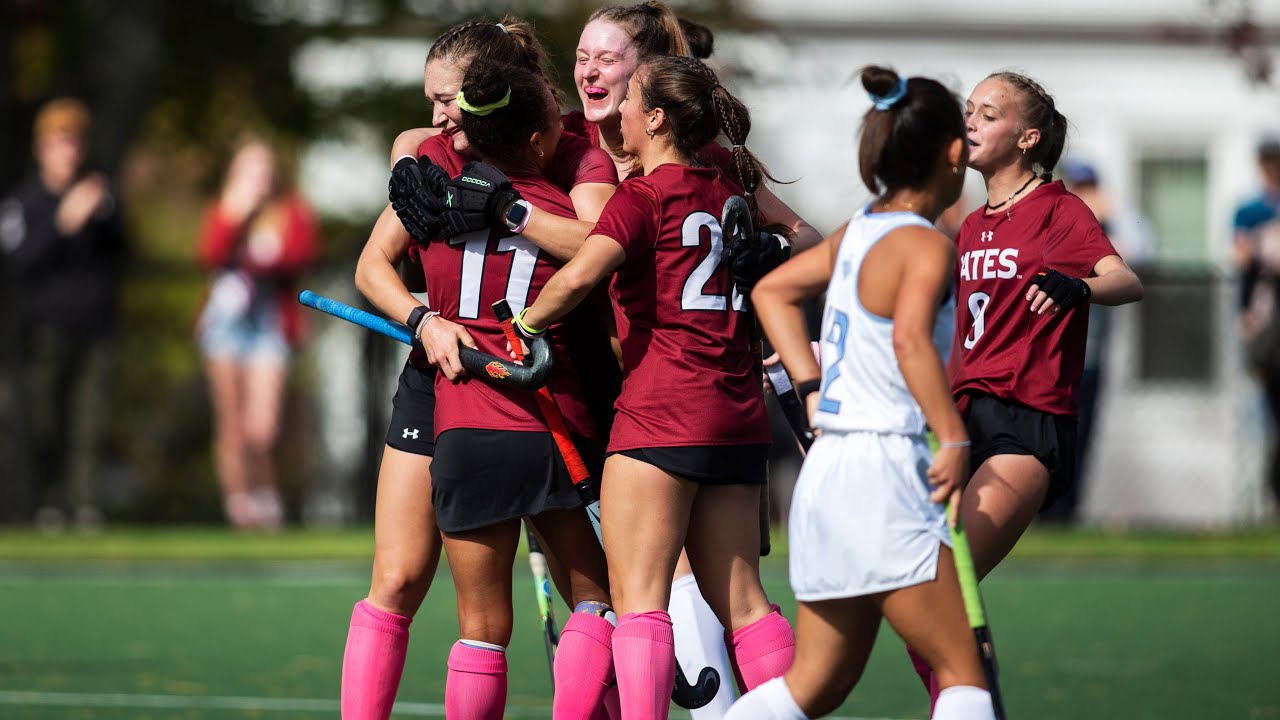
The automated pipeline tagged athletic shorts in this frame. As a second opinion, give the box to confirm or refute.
[385,362,437,457]
[196,273,289,365]
[613,444,769,485]
[963,393,1077,510]
[430,428,603,533]
[788,431,949,601]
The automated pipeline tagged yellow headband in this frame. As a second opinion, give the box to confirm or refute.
[457,87,511,116]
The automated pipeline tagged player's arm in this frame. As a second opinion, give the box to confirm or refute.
[1084,254,1143,305]
[389,128,437,165]
[753,222,846,406]
[1026,253,1143,315]
[354,203,420,328]
[516,203,602,262]
[515,182,614,262]
[519,233,625,333]
[755,186,824,251]
[889,226,968,510]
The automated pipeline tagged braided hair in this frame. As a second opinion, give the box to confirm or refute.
[635,55,780,223]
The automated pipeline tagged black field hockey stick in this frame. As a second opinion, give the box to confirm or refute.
[496,299,721,710]
[297,290,552,389]
[763,362,814,453]
[721,195,772,557]
[949,504,1007,719]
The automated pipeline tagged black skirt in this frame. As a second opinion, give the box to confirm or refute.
[430,428,603,533]
[614,444,770,485]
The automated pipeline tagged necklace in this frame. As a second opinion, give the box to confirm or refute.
[985,174,1038,211]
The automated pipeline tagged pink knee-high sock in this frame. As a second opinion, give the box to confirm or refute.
[589,684,621,720]
[905,645,942,714]
[612,611,676,719]
[907,645,933,692]
[554,613,616,720]
[444,641,508,720]
[341,599,412,720]
[725,606,795,692]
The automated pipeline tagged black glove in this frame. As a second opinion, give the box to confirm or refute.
[388,155,450,244]
[1031,268,1091,311]
[727,229,792,293]
[439,161,522,238]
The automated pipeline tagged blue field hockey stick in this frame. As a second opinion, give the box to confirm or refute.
[297,290,552,390]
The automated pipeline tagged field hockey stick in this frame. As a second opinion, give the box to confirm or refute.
[298,290,553,389]
[949,505,1007,719]
[721,195,772,557]
[493,300,602,538]
[763,362,814,453]
[496,299,721,710]
[525,524,559,693]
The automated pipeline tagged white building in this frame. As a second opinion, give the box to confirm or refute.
[717,0,1280,526]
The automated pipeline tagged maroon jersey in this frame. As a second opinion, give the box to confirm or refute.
[415,130,616,191]
[590,164,770,450]
[948,181,1118,416]
[421,175,596,438]
[404,130,617,369]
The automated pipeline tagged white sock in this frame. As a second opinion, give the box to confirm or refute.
[670,572,736,717]
[933,685,995,720]
[724,677,807,720]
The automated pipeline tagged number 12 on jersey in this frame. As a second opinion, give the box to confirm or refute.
[817,308,849,414]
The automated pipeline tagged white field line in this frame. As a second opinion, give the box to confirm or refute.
[0,689,912,719]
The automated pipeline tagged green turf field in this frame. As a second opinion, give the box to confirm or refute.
[0,527,1277,719]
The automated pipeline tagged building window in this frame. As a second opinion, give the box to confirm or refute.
[1136,155,1213,383]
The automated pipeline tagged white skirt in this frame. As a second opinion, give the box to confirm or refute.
[788,430,950,601]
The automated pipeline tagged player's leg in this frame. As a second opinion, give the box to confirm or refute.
[203,355,252,529]
[342,363,440,720]
[961,453,1050,580]
[601,452,696,719]
[725,597,880,720]
[878,545,993,719]
[671,551,735,717]
[341,446,438,720]
[241,357,287,529]
[529,505,614,720]
[685,481,794,693]
[440,518,522,720]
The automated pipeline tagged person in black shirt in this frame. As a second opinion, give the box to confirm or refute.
[0,97,128,530]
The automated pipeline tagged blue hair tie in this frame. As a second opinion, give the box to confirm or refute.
[870,77,908,111]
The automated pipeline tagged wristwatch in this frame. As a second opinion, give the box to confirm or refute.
[503,199,533,233]
[406,305,430,333]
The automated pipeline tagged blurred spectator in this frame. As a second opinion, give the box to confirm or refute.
[1044,159,1154,522]
[194,138,318,531]
[0,97,128,531]
[1234,139,1280,509]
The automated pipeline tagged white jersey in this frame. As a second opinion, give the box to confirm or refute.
[812,206,954,436]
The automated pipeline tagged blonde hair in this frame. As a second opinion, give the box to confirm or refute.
[34,97,91,141]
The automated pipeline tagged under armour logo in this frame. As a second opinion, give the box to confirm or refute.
[980,231,994,243]
[402,428,419,440]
